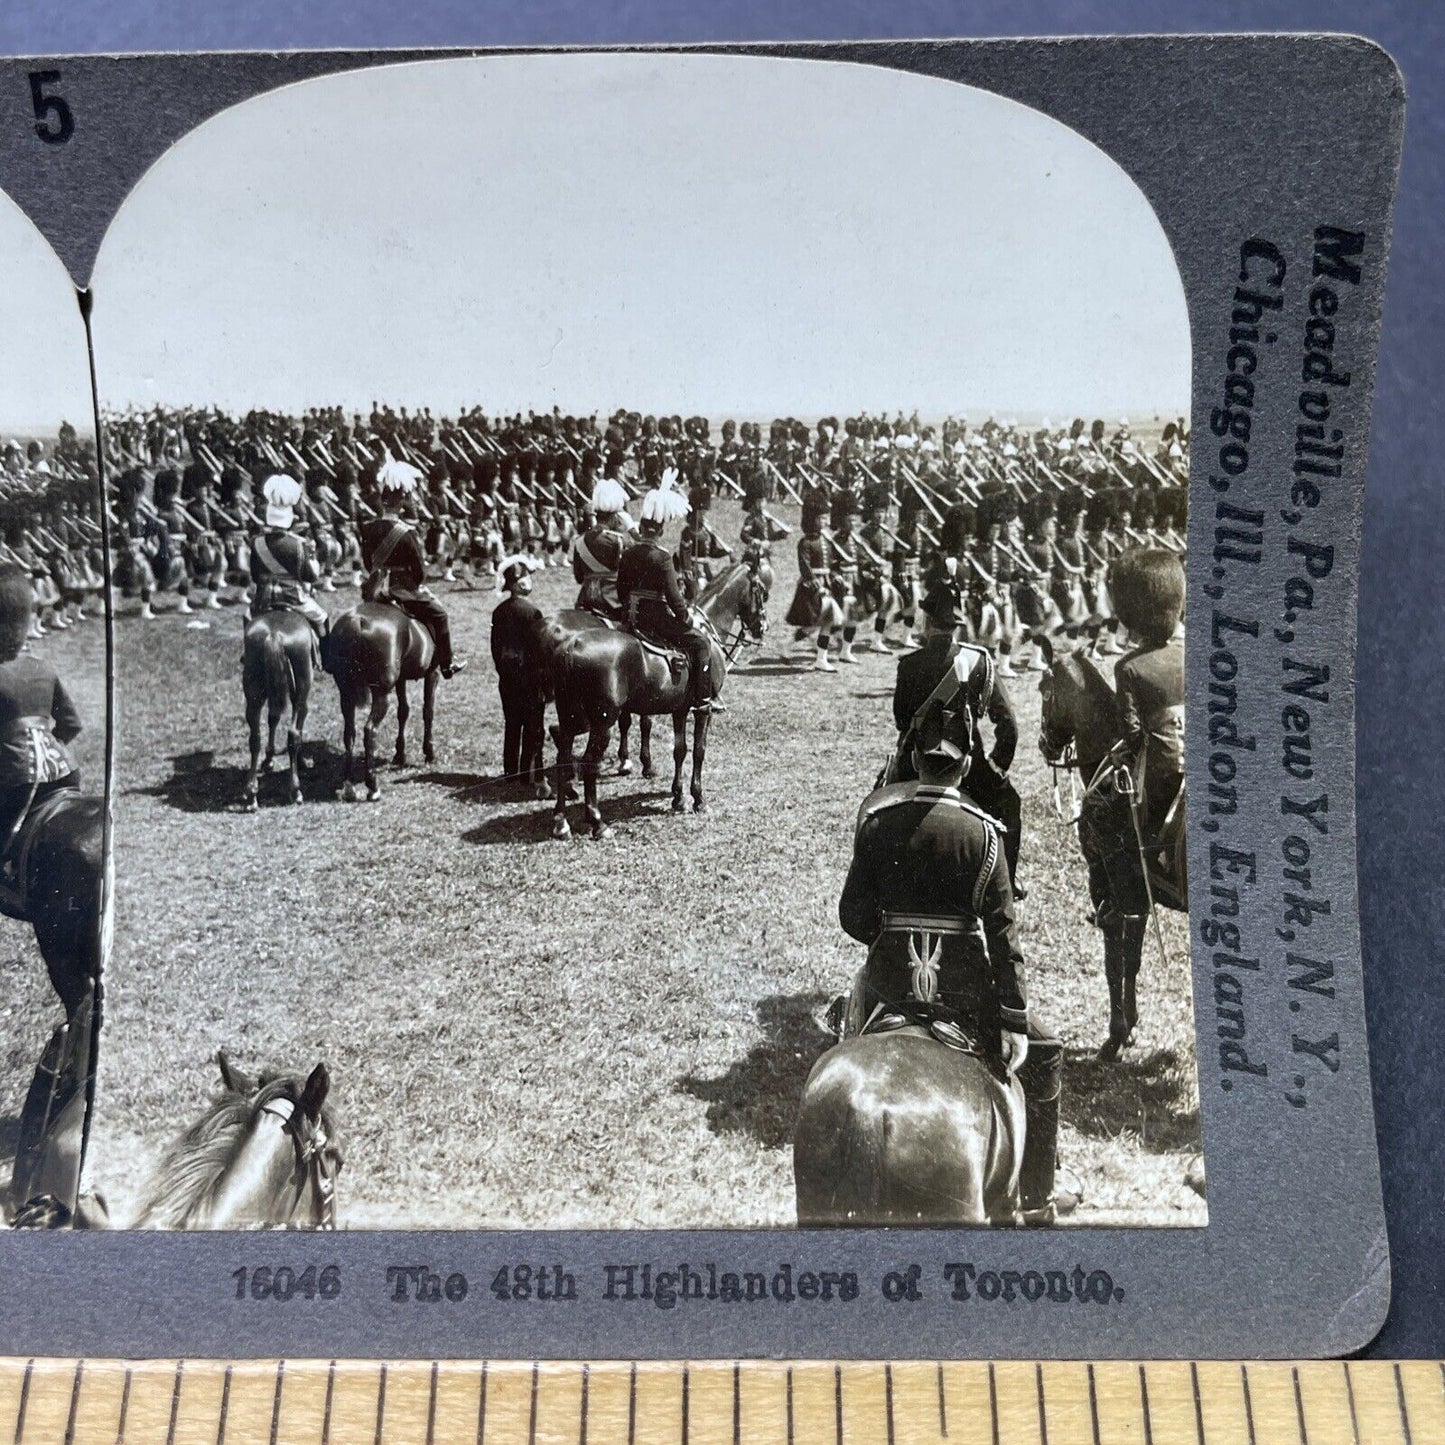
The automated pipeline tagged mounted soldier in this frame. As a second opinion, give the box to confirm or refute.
[615,468,715,713]
[572,474,631,620]
[834,695,1075,1225]
[358,452,467,678]
[249,473,330,660]
[889,575,1024,895]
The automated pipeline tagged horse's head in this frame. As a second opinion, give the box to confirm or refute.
[741,552,773,641]
[134,1053,343,1230]
[1037,638,1120,773]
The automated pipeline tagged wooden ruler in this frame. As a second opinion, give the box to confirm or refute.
[1,1358,1440,1443]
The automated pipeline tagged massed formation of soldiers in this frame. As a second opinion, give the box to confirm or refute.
[0,407,1187,687]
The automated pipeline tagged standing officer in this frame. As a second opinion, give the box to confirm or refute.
[490,556,547,792]
[837,697,1074,1225]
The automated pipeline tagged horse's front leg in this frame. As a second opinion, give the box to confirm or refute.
[616,710,634,775]
[288,693,307,806]
[582,726,614,840]
[393,680,409,767]
[340,700,358,801]
[422,669,438,765]
[363,689,389,800]
[552,729,576,839]
[244,695,263,811]
[671,710,689,814]
[691,706,711,814]
[640,714,654,778]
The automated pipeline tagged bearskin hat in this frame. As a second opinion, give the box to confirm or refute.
[940,501,975,555]
[1109,548,1185,647]
[1023,492,1057,534]
[1056,491,1085,533]
[975,488,1018,540]
[153,467,181,504]
[1131,488,1157,529]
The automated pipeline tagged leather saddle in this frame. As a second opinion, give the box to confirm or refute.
[859,998,992,1062]
[588,612,690,670]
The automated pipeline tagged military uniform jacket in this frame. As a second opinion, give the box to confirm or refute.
[250,529,320,606]
[796,534,830,595]
[893,635,1018,775]
[616,539,690,634]
[572,524,626,585]
[840,782,1028,1035]
[359,516,425,594]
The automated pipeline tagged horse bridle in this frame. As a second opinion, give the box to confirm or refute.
[698,567,769,670]
[1037,661,1082,825]
[260,1095,338,1230]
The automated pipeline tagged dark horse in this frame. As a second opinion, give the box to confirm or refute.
[794,1030,1025,1225]
[1037,637,1187,1059]
[242,610,314,808]
[534,559,769,839]
[4,788,105,1222]
[326,602,439,801]
[129,1054,342,1230]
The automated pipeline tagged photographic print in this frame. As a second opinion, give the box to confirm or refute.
[83,52,1201,1232]
[0,188,107,1229]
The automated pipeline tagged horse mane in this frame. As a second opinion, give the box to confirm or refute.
[696,560,747,606]
[131,1072,336,1229]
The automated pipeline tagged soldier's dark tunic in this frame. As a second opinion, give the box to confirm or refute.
[0,653,80,849]
[1116,633,1185,837]
[785,533,831,628]
[490,593,546,785]
[892,636,1023,884]
[572,523,626,616]
[249,528,328,635]
[359,516,455,672]
[840,782,1028,1043]
[616,538,712,705]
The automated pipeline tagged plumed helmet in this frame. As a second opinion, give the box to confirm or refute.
[590,476,630,515]
[640,466,690,526]
[376,455,424,498]
[263,472,304,528]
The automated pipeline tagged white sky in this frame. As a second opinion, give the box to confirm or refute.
[0,189,93,435]
[90,52,1189,421]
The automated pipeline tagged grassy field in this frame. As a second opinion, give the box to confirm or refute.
[74,499,1204,1229]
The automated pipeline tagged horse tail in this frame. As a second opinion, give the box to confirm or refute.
[262,628,294,722]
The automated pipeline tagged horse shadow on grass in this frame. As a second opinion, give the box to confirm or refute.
[1061,1046,1202,1154]
[460,788,676,846]
[675,992,833,1150]
[131,745,348,814]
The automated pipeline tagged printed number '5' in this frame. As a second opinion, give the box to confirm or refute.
[29,70,73,145]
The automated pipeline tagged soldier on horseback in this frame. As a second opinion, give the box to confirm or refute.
[836,697,1075,1225]
[891,576,1025,895]
[358,453,468,678]
[249,474,330,658]
[615,469,715,713]
[0,564,81,895]
[572,474,631,620]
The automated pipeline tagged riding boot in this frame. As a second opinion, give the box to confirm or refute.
[1098,923,1130,1062]
[1120,913,1147,1038]
[1017,1036,1074,1224]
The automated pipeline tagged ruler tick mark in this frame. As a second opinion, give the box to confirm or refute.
[1242,1363,1257,1445]
[269,1360,284,1445]
[529,1361,539,1445]
[579,1363,589,1445]
[1344,1361,1361,1445]
[476,1360,488,1445]
[1190,1361,1204,1445]
[426,1361,438,1445]
[1087,1364,1101,1445]
[885,1363,895,1445]
[165,1361,183,1445]
[1139,1364,1154,1445]
[216,1364,233,1445]
[1395,1362,1413,1445]
[321,1361,336,1445]
[117,1366,133,1445]
[12,1361,31,1445]
[1037,1362,1048,1445]
[1294,1364,1309,1445]
[63,1360,82,1445]
[373,1363,387,1445]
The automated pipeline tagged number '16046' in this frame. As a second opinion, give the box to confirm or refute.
[232,1264,341,1301]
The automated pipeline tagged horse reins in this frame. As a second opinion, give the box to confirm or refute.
[261,1095,338,1230]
